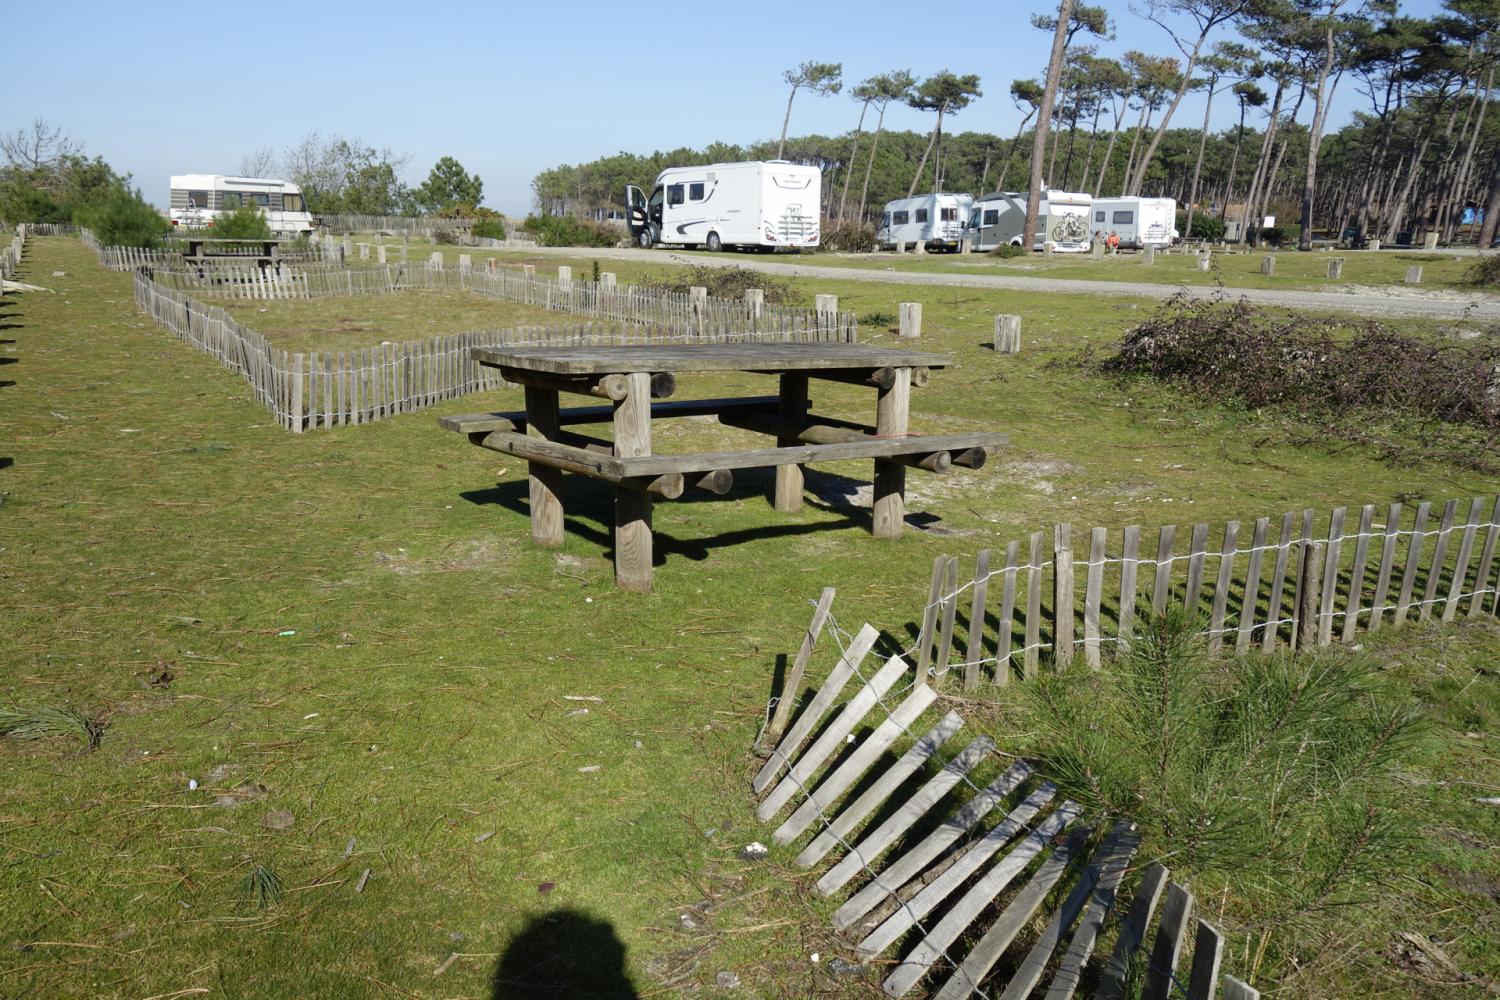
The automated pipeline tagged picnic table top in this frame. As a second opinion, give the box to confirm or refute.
[471,342,953,376]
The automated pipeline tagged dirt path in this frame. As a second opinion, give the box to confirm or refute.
[512,246,1500,321]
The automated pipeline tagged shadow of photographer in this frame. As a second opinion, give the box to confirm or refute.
[491,908,638,999]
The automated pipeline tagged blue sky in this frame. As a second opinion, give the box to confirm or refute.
[11,0,1451,215]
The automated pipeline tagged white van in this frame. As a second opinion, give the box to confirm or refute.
[876,193,974,252]
[1091,197,1178,249]
[625,161,820,251]
[967,190,1093,252]
[169,175,314,237]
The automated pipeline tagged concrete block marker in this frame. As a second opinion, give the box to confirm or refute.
[1405,265,1423,284]
[1260,255,1276,276]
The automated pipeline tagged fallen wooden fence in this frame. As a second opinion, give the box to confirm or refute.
[752,625,1260,999]
[903,498,1500,686]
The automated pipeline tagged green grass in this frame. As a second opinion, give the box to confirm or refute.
[222,289,569,353]
[360,234,1493,293]
[0,237,1495,998]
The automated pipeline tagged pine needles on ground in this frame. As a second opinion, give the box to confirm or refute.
[239,864,283,909]
[0,705,104,752]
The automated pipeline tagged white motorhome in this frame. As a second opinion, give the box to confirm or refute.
[876,193,974,252]
[625,161,820,251]
[967,190,1093,252]
[1091,197,1178,249]
[169,175,314,236]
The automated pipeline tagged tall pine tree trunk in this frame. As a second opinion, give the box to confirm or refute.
[837,102,871,221]
[907,109,945,198]
[1298,19,1339,251]
[858,104,889,223]
[1185,78,1218,238]
[1024,0,1075,248]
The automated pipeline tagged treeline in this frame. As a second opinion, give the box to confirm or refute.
[535,0,1500,246]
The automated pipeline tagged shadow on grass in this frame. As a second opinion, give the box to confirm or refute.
[491,908,638,999]
[461,467,875,568]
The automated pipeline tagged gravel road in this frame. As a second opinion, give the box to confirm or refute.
[511,245,1500,322]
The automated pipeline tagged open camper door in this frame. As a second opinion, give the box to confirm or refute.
[625,185,653,248]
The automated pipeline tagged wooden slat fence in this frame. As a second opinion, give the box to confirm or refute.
[318,213,479,235]
[1,226,24,282]
[751,618,1261,999]
[907,498,1500,685]
[82,227,338,272]
[16,222,78,236]
[132,268,853,432]
[150,261,859,342]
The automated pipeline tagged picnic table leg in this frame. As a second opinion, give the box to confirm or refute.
[613,372,654,591]
[524,386,564,547]
[872,366,911,539]
[774,373,809,513]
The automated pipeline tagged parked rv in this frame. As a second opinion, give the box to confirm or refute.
[967,190,1093,252]
[625,161,820,251]
[875,193,974,252]
[1090,197,1178,249]
[169,175,314,237]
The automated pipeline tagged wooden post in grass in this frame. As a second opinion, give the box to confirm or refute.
[1044,241,1056,257]
[915,239,927,255]
[1297,541,1326,649]
[600,271,617,289]
[430,251,443,269]
[1369,238,1381,251]
[899,302,922,338]
[1423,231,1439,250]
[342,236,353,258]
[1142,246,1156,265]
[1091,240,1104,260]
[1327,257,1344,279]
[896,240,908,254]
[1197,252,1211,272]
[486,258,497,274]
[994,314,1021,354]
[523,263,535,278]
[816,294,837,333]
[1260,255,1275,276]
[1054,524,1075,665]
[558,265,572,286]
[1405,265,1423,284]
[359,242,370,259]
[376,244,387,264]
[459,254,471,272]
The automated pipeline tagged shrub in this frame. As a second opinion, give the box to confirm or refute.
[0,182,67,225]
[1178,209,1225,242]
[989,243,1026,258]
[211,203,273,240]
[520,214,616,248]
[472,217,507,241]
[819,220,876,253]
[635,265,795,305]
[73,191,170,247]
[432,228,463,245]
[1463,254,1500,288]
[1102,293,1500,470]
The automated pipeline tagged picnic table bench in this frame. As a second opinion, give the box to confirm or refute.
[441,342,1006,590]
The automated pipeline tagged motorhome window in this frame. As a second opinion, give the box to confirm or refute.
[892,211,909,225]
[667,184,685,206]
[1112,210,1134,224]
[282,193,304,212]
[187,190,209,209]
[882,213,891,227]
[1095,210,1105,222]
[983,209,999,225]
[219,192,242,209]
[249,193,270,208]
[940,207,958,222]
[688,182,705,201]
[915,208,929,223]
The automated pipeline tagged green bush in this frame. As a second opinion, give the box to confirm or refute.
[73,191,170,247]
[818,220,876,253]
[211,203,273,240]
[520,214,617,248]
[1178,209,1224,242]
[1463,254,1500,288]
[989,243,1026,258]
[0,182,68,225]
[472,217,507,241]
[636,265,795,305]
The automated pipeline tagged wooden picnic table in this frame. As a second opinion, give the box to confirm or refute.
[442,342,1006,591]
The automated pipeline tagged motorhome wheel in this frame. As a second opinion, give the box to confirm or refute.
[637,229,653,249]
[705,232,722,252]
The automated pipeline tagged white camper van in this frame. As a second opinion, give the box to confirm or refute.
[1091,197,1178,249]
[169,175,314,236]
[625,161,820,251]
[967,190,1092,252]
[876,193,974,252]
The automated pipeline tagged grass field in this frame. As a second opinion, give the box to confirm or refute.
[222,290,566,353]
[361,235,1492,293]
[1,236,1496,999]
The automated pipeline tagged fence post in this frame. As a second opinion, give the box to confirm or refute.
[744,288,764,319]
[1422,231,1439,250]
[1142,246,1156,266]
[557,265,572,286]
[1091,240,1104,260]
[430,251,443,269]
[993,314,1021,354]
[1297,541,1326,650]
[898,302,922,338]
[815,293,837,333]
[459,253,472,272]
[1053,524,1075,666]
[1197,252,1212,272]
[486,258,497,274]
[376,244,387,264]
[1327,257,1343,279]
[1260,255,1276,276]
[600,271,617,289]
[524,263,536,279]
[1405,265,1423,284]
